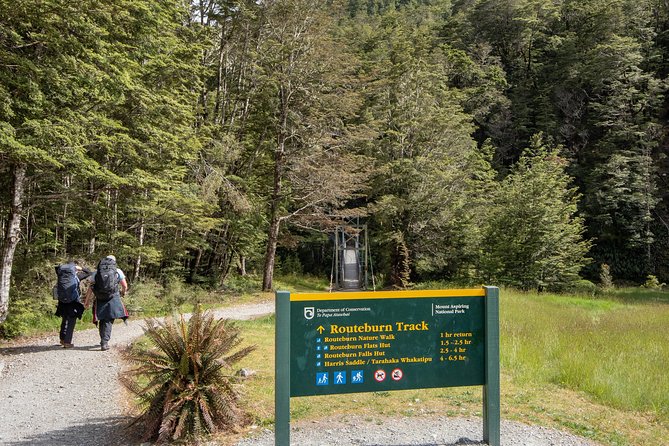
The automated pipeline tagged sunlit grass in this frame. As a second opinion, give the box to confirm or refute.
[273,274,331,293]
[603,287,669,304]
[9,277,669,445]
[501,289,669,420]
[233,286,669,446]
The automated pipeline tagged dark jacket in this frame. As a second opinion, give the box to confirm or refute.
[92,295,129,322]
[55,300,86,320]
[90,267,129,322]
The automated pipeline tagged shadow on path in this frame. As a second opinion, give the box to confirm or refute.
[0,344,65,355]
[365,441,484,446]
[1,416,139,446]
[0,344,102,355]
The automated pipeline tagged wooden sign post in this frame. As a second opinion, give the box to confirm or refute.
[275,287,500,446]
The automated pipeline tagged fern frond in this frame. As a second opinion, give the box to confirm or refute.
[122,306,255,442]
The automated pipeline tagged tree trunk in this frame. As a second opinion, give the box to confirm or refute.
[88,181,97,255]
[0,163,27,323]
[262,134,285,291]
[88,229,96,255]
[61,175,71,256]
[389,236,411,289]
[238,254,247,276]
[189,247,202,283]
[133,220,145,283]
[262,215,281,291]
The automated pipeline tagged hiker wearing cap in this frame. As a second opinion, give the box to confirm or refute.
[84,255,129,351]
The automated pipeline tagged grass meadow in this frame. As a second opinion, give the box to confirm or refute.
[232,287,669,446]
[6,275,667,445]
[501,290,668,419]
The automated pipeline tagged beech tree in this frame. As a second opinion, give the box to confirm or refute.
[250,0,369,291]
[348,4,488,287]
[4,0,669,328]
[0,0,205,321]
[480,136,591,290]
[0,0,115,322]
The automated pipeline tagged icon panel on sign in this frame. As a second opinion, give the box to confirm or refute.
[351,370,364,384]
[316,372,329,386]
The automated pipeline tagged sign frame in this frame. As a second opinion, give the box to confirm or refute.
[274,287,500,446]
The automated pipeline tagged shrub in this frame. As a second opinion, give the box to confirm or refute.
[599,263,614,290]
[222,273,262,294]
[279,254,303,275]
[0,286,68,338]
[160,275,189,310]
[122,307,256,443]
[564,279,598,296]
[642,275,665,289]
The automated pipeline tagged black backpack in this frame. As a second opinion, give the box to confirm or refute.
[93,257,119,301]
[55,263,80,303]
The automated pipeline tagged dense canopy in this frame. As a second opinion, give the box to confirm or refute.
[2,0,668,322]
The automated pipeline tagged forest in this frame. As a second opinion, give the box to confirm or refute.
[1,0,669,324]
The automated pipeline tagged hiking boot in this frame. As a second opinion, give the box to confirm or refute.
[62,343,74,349]
[101,343,110,351]
[59,340,65,346]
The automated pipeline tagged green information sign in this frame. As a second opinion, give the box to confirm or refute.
[289,291,485,396]
[274,288,500,446]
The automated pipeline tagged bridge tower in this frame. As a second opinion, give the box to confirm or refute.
[332,218,372,291]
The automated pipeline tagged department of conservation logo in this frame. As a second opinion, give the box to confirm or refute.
[304,307,315,320]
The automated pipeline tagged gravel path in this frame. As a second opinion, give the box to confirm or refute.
[236,416,600,446]
[0,301,599,446]
[0,302,275,446]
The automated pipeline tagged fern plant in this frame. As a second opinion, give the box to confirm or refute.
[122,308,256,444]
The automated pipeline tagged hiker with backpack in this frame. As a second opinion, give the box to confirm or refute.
[54,260,87,348]
[83,255,129,351]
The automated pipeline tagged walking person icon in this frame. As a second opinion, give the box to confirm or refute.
[335,371,346,384]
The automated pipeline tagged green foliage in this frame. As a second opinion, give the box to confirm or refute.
[599,264,614,290]
[0,291,60,339]
[122,307,256,443]
[277,254,303,276]
[349,4,491,286]
[642,275,665,289]
[4,0,669,322]
[563,279,598,297]
[220,274,263,295]
[479,136,591,290]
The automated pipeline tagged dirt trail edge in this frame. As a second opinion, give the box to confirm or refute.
[0,302,275,446]
[1,301,600,446]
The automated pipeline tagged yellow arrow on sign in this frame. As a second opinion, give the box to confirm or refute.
[317,326,325,334]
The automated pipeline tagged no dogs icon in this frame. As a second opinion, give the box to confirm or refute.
[374,369,386,382]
